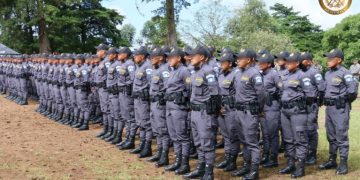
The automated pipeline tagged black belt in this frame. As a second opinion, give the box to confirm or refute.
[306,97,317,105]
[96,82,106,88]
[190,103,207,111]
[150,95,164,102]
[221,96,235,107]
[281,98,306,109]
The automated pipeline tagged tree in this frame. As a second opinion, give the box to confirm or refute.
[141,15,183,46]
[120,24,136,47]
[322,14,360,67]
[141,0,198,46]
[270,3,323,52]
[180,0,230,50]
[226,0,278,48]
[0,0,127,53]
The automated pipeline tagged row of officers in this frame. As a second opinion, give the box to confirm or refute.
[0,44,358,180]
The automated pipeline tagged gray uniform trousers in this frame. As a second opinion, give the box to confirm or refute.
[260,109,280,156]
[119,92,137,138]
[76,89,90,120]
[218,105,240,155]
[235,110,261,165]
[54,85,63,115]
[67,86,76,117]
[307,103,319,153]
[134,98,152,141]
[191,109,217,165]
[166,102,190,156]
[60,86,69,116]
[325,103,350,158]
[281,106,308,160]
[19,78,27,100]
[151,102,169,149]
[98,87,111,127]
[109,93,122,131]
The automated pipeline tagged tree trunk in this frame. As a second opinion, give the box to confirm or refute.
[165,0,177,46]
[37,0,51,53]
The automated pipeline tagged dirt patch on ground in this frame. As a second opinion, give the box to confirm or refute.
[0,96,359,180]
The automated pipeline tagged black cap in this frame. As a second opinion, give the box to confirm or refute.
[166,47,185,57]
[275,51,290,59]
[285,52,300,62]
[257,49,270,56]
[219,47,233,55]
[219,52,236,62]
[150,47,165,58]
[257,53,274,63]
[183,45,193,56]
[133,46,149,56]
[323,48,344,59]
[207,46,216,55]
[118,47,132,56]
[300,52,313,61]
[162,45,171,54]
[107,47,118,55]
[235,49,254,59]
[95,43,108,51]
[75,54,85,60]
[188,45,209,58]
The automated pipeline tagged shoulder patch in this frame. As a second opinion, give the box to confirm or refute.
[162,71,170,78]
[146,68,152,75]
[314,73,323,81]
[127,65,135,72]
[302,77,311,86]
[206,74,216,83]
[255,76,262,84]
[344,74,353,82]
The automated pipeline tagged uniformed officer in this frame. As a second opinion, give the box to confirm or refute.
[275,51,290,153]
[319,49,358,175]
[278,52,310,178]
[183,45,220,180]
[116,47,137,150]
[105,48,122,143]
[231,49,264,180]
[215,52,239,172]
[131,46,153,158]
[256,53,281,168]
[299,52,325,165]
[163,47,191,173]
[73,54,91,130]
[93,44,112,139]
[146,48,171,167]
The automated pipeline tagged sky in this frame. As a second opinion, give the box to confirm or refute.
[102,0,360,40]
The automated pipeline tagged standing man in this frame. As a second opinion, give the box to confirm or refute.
[231,49,264,180]
[300,52,325,165]
[350,59,360,81]
[131,46,153,158]
[215,52,239,172]
[319,49,358,175]
[257,53,282,169]
[183,45,220,180]
[117,47,137,150]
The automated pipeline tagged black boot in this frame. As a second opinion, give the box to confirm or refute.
[243,164,259,180]
[175,156,190,175]
[190,141,198,159]
[65,114,74,125]
[70,116,79,127]
[305,150,317,165]
[111,130,122,144]
[120,135,135,150]
[279,158,295,174]
[147,147,162,162]
[336,157,348,175]
[102,126,114,140]
[232,161,250,177]
[224,154,237,172]
[105,129,117,142]
[291,159,305,178]
[78,118,89,131]
[130,140,145,154]
[201,164,214,180]
[318,155,337,170]
[117,133,129,147]
[263,154,278,168]
[72,117,83,128]
[165,153,182,171]
[216,153,230,169]
[96,125,108,138]
[155,149,169,167]
[183,162,205,179]
[138,141,152,158]
[260,152,269,165]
